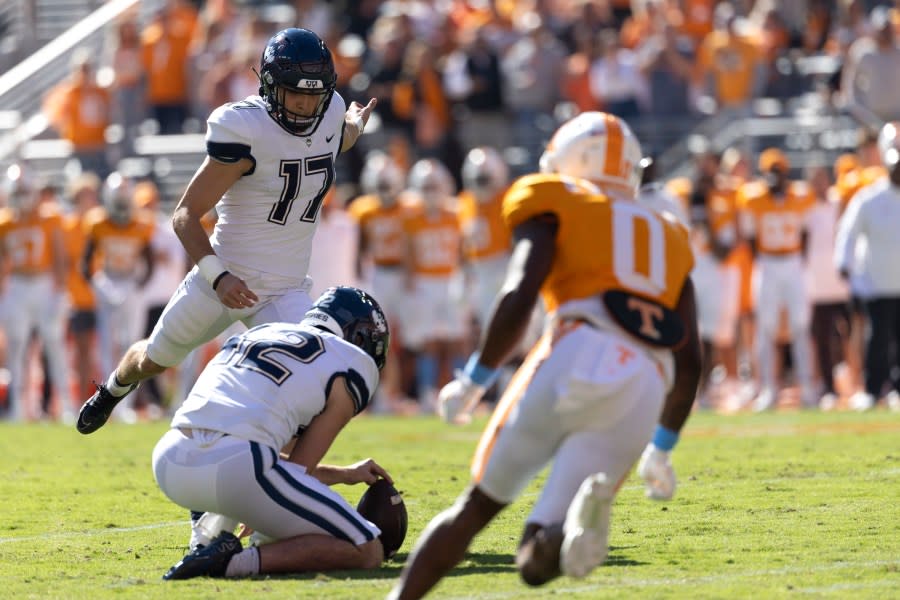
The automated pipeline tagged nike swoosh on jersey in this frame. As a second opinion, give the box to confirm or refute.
[326,134,335,143]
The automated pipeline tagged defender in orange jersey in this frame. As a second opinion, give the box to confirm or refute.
[81,173,155,421]
[0,165,71,422]
[738,148,816,411]
[391,112,701,599]
[401,159,466,410]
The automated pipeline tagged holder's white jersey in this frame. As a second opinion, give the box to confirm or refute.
[171,321,378,452]
[205,93,347,281]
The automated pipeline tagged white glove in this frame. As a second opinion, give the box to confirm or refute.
[636,443,676,500]
[437,372,486,425]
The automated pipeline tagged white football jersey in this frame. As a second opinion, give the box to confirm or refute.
[205,93,347,282]
[171,321,379,452]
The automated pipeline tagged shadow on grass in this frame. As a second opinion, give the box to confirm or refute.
[254,548,644,582]
[254,552,515,582]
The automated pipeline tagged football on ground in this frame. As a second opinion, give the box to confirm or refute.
[357,478,408,559]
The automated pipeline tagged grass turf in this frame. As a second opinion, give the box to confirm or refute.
[0,409,898,599]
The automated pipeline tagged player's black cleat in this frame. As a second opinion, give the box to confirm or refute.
[163,532,242,580]
[76,382,133,434]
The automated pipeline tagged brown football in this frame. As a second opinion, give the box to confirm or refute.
[356,478,408,559]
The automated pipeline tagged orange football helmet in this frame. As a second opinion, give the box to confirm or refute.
[539,111,644,195]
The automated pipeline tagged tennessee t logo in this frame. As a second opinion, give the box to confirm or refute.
[627,297,663,340]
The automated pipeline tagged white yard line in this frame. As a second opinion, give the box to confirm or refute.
[0,521,184,545]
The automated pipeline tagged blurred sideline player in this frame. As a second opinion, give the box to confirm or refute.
[834,122,900,412]
[717,147,757,404]
[0,165,71,422]
[805,165,851,409]
[458,146,523,405]
[155,286,393,579]
[458,146,513,333]
[349,152,415,413]
[401,159,466,411]
[738,149,816,410]
[76,28,376,434]
[831,133,888,397]
[62,174,101,400]
[666,150,745,409]
[133,180,187,417]
[390,112,700,599]
[82,173,155,421]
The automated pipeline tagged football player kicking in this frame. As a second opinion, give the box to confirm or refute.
[389,112,702,599]
[155,286,393,579]
[76,27,376,434]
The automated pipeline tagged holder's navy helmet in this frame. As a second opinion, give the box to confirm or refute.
[303,286,390,371]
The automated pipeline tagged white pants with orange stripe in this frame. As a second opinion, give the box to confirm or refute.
[471,323,666,525]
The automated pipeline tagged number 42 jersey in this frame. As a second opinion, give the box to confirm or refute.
[171,322,379,453]
[205,93,347,283]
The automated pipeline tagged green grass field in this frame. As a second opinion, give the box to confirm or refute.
[1,410,898,599]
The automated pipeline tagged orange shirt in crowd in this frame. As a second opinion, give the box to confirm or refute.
[738,180,815,256]
[0,204,65,276]
[457,190,511,262]
[141,8,196,105]
[680,0,716,43]
[403,205,462,278]
[43,80,111,150]
[696,31,759,106]
[349,194,413,268]
[62,212,95,311]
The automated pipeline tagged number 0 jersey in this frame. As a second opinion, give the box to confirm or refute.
[502,174,695,313]
[205,93,347,284]
[171,322,379,453]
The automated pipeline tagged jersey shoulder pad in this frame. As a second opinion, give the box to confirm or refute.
[665,176,693,202]
[0,207,13,228]
[502,173,585,229]
[347,195,380,221]
[81,206,107,230]
[736,180,767,206]
[206,98,263,146]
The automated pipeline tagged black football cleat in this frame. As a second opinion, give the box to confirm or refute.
[163,532,242,580]
[76,382,134,434]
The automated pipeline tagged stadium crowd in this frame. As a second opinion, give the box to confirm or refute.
[2,0,900,422]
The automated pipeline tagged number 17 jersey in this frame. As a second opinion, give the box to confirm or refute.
[205,93,347,284]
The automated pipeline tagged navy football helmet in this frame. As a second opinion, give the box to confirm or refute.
[303,286,390,371]
[258,28,337,136]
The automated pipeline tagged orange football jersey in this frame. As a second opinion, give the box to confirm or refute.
[402,206,462,277]
[737,180,815,255]
[0,204,64,275]
[62,213,95,310]
[457,190,511,261]
[82,207,155,276]
[503,174,695,313]
[349,194,411,267]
